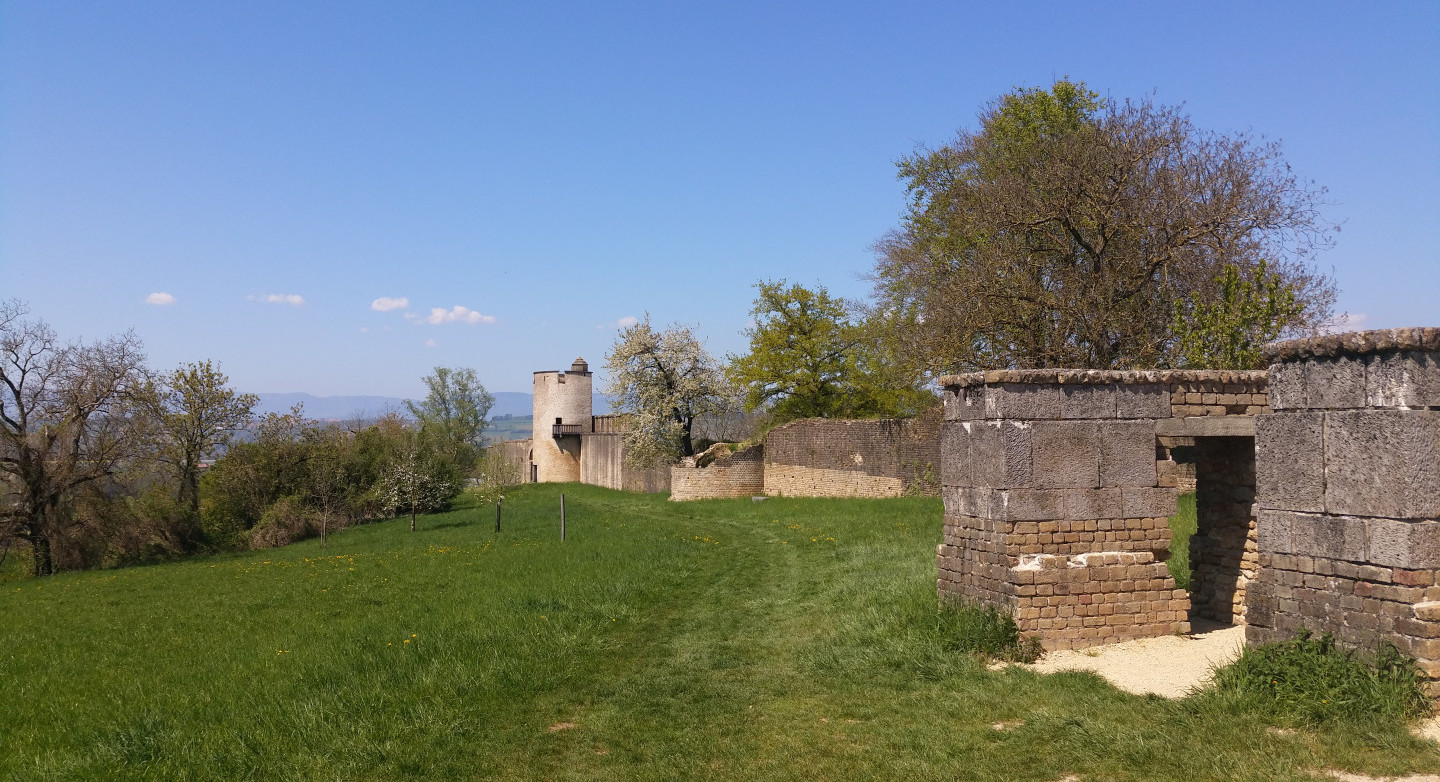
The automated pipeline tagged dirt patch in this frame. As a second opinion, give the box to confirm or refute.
[1322,771,1440,782]
[547,722,576,732]
[1021,622,1245,698]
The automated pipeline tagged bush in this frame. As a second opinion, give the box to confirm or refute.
[246,496,318,550]
[1203,629,1430,725]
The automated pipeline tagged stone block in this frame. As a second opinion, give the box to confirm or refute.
[1099,420,1158,487]
[986,383,1061,420]
[940,421,971,488]
[1325,410,1440,519]
[1267,362,1305,410]
[1366,351,1440,409]
[1065,488,1123,520]
[1289,513,1367,562]
[1031,421,1100,488]
[1305,356,1368,410]
[997,489,1067,521]
[1060,385,1116,419]
[1256,509,1299,554]
[1121,487,1178,519]
[1368,520,1440,570]
[1255,412,1325,513]
[1116,383,1170,419]
[968,421,1032,489]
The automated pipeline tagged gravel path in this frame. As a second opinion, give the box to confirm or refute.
[1021,621,1246,698]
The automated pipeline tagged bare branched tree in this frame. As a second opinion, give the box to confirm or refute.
[0,300,147,575]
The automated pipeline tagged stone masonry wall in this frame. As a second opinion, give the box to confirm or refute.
[1189,437,1259,624]
[670,445,765,501]
[937,369,1267,650]
[762,407,942,498]
[1247,328,1440,688]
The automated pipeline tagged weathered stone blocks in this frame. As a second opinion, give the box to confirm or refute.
[1368,520,1440,570]
[1099,420,1158,487]
[1324,410,1440,519]
[1366,350,1440,409]
[1031,421,1100,488]
[1255,412,1325,512]
[1116,383,1171,419]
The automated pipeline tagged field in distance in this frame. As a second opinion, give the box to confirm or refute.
[2,485,1435,780]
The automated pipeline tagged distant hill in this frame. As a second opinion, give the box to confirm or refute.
[252,391,609,421]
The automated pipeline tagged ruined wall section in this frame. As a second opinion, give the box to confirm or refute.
[762,407,941,498]
[1247,328,1440,686]
[670,445,765,501]
[937,369,1267,650]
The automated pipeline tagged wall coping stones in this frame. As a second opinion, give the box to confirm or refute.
[1263,327,1440,364]
[937,369,1269,388]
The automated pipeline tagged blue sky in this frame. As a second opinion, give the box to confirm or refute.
[3,1,1436,398]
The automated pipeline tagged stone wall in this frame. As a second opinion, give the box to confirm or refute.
[577,428,671,493]
[670,445,765,501]
[762,407,942,498]
[937,369,1268,650]
[1189,437,1259,624]
[1247,328,1440,687]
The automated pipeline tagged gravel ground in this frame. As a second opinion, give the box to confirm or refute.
[1022,621,1246,698]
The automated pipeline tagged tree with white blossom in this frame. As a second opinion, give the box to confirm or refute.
[605,316,738,466]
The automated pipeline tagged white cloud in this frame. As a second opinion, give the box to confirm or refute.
[371,296,409,312]
[145,292,176,306]
[426,305,495,325]
[249,293,306,307]
[598,315,640,330]
[424,338,437,348]
[1321,312,1368,334]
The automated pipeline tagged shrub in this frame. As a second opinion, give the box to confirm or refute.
[246,496,318,550]
[1203,629,1430,725]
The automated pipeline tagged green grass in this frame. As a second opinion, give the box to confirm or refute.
[1167,491,1198,590]
[2,484,1437,781]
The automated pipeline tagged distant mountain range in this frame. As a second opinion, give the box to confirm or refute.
[251,391,610,421]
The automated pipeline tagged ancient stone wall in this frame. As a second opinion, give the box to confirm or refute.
[1189,437,1259,624]
[1247,328,1440,687]
[762,407,942,498]
[937,369,1268,650]
[670,445,765,501]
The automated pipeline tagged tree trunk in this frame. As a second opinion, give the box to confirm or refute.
[410,502,416,532]
[31,533,52,578]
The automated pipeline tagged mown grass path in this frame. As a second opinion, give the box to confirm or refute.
[2,484,1437,780]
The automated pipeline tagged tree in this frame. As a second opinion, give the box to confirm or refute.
[605,316,737,464]
[1172,259,1306,369]
[727,280,932,424]
[870,79,1337,374]
[406,366,494,469]
[381,431,459,531]
[0,300,147,576]
[144,360,258,516]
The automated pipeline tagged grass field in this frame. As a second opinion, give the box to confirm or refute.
[2,484,1437,781]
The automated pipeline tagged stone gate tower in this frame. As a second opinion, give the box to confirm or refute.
[531,357,593,483]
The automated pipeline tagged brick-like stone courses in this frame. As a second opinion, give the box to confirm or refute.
[762,407,942,498]
[669,444,765,501]
[1248,328,1440,689]
[1190,437,1259,624]
[936,369,1268,651]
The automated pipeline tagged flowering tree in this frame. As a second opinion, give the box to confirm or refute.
[605,316,738,465]
[381,432,459,531]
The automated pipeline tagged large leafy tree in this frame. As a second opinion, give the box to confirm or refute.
[0,300,148,575]
[144,360,258,516]
[605,316,736,464]
[870,79,1337,374]
[406,366,493,468]
[727,280,932,424]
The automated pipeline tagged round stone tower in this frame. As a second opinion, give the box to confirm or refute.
[531,357,593,483]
